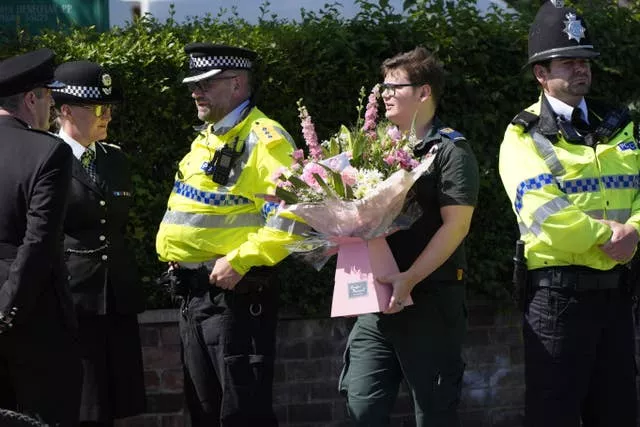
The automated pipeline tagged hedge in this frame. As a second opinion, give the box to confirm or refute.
[3,0,640,315]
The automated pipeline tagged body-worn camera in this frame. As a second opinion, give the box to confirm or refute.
[209,145,239,185]
[205,136,244,186]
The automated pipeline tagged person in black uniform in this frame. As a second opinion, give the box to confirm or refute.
[0,48,83,426]
[338,47,479,427]
[52,61,146,427]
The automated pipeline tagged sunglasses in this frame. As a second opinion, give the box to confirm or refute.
[74,104,114,117]
[187,75,237,93]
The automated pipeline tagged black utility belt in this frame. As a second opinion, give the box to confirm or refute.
[177,265,273,295]
[530,266,622,292]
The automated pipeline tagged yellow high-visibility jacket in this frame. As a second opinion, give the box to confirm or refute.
[499,95,640,270]
[156,106,307,274]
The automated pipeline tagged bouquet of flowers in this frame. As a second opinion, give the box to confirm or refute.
[272,86,438,317]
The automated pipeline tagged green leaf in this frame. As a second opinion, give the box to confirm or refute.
[345,184,355,200]
[312,173,335,198]
[316,162,346,198]
[328,136,341,157]
[275,187,299,204]
[288,175,311,190]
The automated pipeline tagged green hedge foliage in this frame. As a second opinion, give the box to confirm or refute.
[4,0,640,315]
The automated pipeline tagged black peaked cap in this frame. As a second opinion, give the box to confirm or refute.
[52,60,122,105]
[183,43,257,83]
[0,48,65,97]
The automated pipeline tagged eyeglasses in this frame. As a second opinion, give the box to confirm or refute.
[379,82,423,96]
[75,104,113,117]
[187,75,237,93]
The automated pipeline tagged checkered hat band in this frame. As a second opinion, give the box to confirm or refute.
[189,55,252,70]
[53,85,101,99]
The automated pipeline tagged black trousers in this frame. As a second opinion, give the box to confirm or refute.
[179,271,279,427]
[0,289,82,427]
[523,283,637,427]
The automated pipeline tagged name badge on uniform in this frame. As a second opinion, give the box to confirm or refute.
[617,141,637,151]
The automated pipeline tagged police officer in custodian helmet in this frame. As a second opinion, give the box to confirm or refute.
[499,1,638,426]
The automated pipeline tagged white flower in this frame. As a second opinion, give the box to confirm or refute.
[353,168,384,199]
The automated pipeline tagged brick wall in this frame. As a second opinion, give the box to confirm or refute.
[114,297,532,427]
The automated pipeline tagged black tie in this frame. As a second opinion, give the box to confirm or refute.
[571,108,591,135]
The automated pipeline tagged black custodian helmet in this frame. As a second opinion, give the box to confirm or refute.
[527,0,599,66]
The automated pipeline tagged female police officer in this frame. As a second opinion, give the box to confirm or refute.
[53,61,145,427]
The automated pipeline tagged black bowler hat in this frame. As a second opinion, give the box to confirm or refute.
[182,43,256,83]
[527,0,599,66]
[52,60,122,105]
[0,48,65,97]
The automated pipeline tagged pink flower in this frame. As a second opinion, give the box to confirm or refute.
[298,103,322,161]
[386,125,402,142]
[341,166,358,187]
[301,162,328,190]
[271,166,288,182]
[292,149,305,162]
[276,180,293,189]
[383,153,397,167]
[362,85,380,134]
[394,149,420,170]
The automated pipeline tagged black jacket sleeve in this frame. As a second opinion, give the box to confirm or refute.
[0,142,73,323]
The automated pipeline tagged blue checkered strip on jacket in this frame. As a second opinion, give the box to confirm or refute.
[173,182,252,206]
[261,202,279,221]
[514,173,555,213]
[557,177,600,195]
[601,174,640,190]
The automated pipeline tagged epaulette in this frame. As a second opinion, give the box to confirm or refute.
[511,110,539,132]
[253,120,286,148]
[438,127,466,142]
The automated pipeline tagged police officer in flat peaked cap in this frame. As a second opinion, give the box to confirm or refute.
[156,43,309,427]
[499,2,638,426]
[53,60,146,427]
[0,48,82,426]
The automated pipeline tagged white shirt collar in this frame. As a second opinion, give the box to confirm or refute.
[58,128,95,160]
[212,99,250,133]
[546,94,589,124]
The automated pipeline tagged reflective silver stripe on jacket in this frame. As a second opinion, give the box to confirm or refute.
[606,208,631,223]
[532,132,566,177]
[518,221,530,237]
[161,210,263,228]
[584,209,604,219]
[265,216,311,236]
[527,196,571,236]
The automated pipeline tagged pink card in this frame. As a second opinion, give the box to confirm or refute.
[330,237,413,317]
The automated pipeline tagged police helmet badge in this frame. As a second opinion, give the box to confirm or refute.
[101,73,112,95]
[563,13,586,42]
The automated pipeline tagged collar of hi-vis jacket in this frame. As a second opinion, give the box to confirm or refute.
[193,102,257,155]
[534,93,606,142]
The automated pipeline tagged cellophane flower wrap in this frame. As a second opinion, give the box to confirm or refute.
[272,85,438,269]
